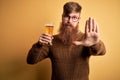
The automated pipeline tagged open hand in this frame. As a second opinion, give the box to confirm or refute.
[73,17,100,46]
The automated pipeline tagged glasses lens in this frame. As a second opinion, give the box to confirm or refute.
[64,16,79,22]
[72,16,79,22]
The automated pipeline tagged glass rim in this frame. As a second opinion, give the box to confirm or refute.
[44,23,54,27]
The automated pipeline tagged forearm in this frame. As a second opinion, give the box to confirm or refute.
[27,42,49,64]
[89,40,106,55]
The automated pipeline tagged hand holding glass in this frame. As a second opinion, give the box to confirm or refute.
[45,23,54,45]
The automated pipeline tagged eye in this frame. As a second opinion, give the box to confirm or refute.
[72,16,78,19]
[63,15,69,20]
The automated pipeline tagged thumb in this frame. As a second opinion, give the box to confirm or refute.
[72,41,83,46]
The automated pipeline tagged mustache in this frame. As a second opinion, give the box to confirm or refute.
[64,23,73,27]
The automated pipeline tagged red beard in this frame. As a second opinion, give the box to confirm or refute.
[58,22,79,45]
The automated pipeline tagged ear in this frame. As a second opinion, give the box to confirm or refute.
[78,17,81,23]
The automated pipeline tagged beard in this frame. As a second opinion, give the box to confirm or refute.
[58,22,79,45]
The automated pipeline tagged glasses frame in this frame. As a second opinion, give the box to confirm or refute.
[63,15,79,22]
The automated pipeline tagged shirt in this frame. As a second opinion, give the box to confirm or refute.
[27,32,106,80]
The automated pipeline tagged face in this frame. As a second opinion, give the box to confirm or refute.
[58,12,80,45]
[62,12,80,28]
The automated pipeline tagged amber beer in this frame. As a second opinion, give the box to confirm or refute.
[45,23,54,35]
[45,23,54,45]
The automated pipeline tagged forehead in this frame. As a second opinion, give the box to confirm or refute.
[69,12,80,16]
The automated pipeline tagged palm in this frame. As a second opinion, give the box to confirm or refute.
[73,17,100,46]
[83,31,99,46]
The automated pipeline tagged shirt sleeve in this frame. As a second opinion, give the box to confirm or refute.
[27,42,50,64]
[89,40,106,56]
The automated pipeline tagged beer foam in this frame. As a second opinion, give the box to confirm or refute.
[44,23,54,27]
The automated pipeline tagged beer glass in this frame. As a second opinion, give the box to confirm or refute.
[44,23,54,45]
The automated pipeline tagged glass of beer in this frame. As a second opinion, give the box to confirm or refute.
[44,23,54,45]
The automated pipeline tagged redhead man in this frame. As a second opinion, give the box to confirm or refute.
[27,2,106,80]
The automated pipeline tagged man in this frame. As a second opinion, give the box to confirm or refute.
[27,2,106,80]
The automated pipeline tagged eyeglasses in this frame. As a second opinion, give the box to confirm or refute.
[63,15,79,22]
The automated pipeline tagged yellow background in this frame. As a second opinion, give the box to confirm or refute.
[0,0,120,80]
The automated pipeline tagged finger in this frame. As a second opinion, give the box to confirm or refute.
[42,36,52,40]
[43,33,52,37]
[85,20,89,34]
[41,34,52,40]
[95,21,100,33]
[40,40,48,44]
[89,17,92,32]
[72,41,82,46]
[92,18,96,32]
[40,37,52,42]
[39,38,51,44]
[39,39,47,44]
[39,35,52,44]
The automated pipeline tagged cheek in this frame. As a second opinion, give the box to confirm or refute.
[62,19,67,24]
[72,22,78,27]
